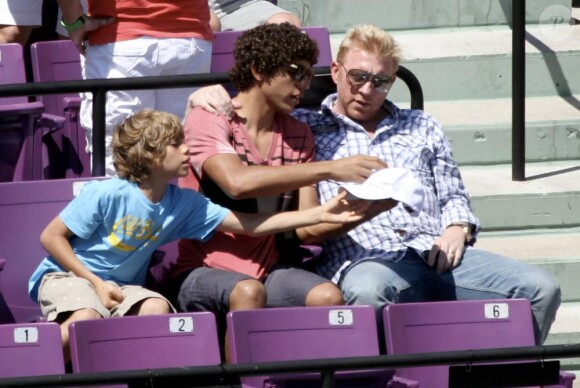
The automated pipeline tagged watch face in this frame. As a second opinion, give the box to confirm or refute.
[462,226,472,242]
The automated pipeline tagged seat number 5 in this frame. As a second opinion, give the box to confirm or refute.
[329,309,353,326]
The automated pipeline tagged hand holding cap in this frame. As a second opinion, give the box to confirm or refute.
[339,168,424,215]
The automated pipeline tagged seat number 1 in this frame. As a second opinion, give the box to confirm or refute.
[14,327,39,343]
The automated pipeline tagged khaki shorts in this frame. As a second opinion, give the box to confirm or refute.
[38,272,175,322]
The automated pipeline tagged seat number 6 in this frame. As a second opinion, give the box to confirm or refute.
[484,303,509,319]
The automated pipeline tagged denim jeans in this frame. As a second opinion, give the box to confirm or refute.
[339,248,561,345]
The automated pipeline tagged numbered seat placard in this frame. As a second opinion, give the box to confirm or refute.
[484,303,509,319]
[14,327,39,343]
[169,316,194,333]
[328,309,354,326]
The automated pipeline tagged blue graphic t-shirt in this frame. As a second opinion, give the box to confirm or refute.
[28,178,230,302]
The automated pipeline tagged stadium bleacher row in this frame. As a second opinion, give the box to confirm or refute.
[0,300,575,387]
[0,21,577,387]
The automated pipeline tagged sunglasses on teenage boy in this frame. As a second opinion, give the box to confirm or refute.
[340,63,396,93]
[286,63,315,84]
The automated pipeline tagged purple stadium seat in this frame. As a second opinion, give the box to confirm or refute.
[69,312,221,375]
[0,322,65,377]
[211,26,333,74]
[30,40,90,178]
[146,240,179,296]
[227,305,418,388]
[383,299,575,388]
[0,258,16,324]
[0,43,28,106]
[302,26,333,67]
[211,30,243,73]
[0,43,65,181]
[0,177,100,322]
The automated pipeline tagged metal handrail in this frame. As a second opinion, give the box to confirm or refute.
[397,65,424,110]
[512,0,526,181]
[0,343,578,387]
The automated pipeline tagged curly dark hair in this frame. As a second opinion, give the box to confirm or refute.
[229,23,319,91]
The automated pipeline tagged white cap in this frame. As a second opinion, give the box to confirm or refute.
[339,168,424,215]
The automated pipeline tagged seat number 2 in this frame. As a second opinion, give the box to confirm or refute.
[169,316,194,333]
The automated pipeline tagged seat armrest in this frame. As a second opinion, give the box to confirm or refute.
[389,375,421,387]
[63,96,81,110]
[0,101,44,115]
[559,371,576,388]
[300,244,322,262]
[39,113,66,134]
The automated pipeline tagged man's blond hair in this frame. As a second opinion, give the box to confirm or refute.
[112,109,184,183]
[336,24,401,67]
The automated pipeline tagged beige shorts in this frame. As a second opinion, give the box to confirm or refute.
[38,272,175,322]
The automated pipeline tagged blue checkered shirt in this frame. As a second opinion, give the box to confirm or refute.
[292,94,480,282]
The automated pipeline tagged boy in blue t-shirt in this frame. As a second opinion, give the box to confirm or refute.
[28,109,367,361]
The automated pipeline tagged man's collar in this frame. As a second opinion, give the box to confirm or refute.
[320,93,399,121]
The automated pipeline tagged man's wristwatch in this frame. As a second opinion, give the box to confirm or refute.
[449,223,473,243]
[60,14,87,32]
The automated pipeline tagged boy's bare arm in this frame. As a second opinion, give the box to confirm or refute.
[294,186,398,243]
[216,191,368,236]
[40,216,124,308]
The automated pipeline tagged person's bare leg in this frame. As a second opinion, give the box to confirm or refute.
[129,297,172,315]
[305,282,344,306]
[0,25,33,45]
[225,279,266,362]
[266,12,301,28]
[229,279,266,310]
[58,308,102,363]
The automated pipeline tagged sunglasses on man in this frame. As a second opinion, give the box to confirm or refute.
[340,63,396,93]
[286,63,315,84]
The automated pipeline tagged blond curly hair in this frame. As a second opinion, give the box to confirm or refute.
[112,109,184,183]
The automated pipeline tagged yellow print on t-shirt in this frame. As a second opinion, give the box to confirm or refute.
[107,215,158,251]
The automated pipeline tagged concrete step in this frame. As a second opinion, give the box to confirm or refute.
[419,95,580,165]
[475,228,580,302]
[279,0,573,32]
[461,161,580,230]
[378,24,579,101]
